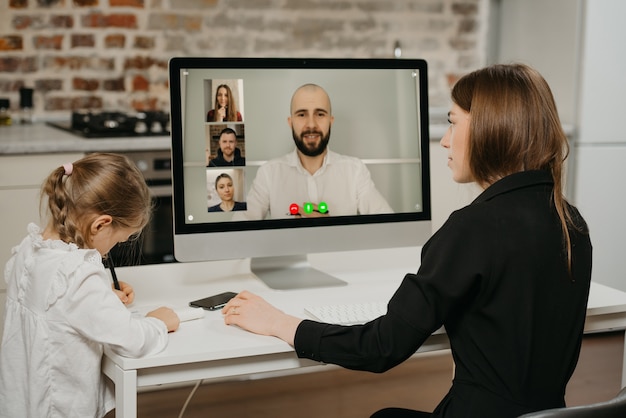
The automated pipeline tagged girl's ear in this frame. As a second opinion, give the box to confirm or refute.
[90,215,113,235]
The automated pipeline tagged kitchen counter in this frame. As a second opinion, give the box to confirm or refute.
[0,122,448,156]
[0,121,575,156]
[0,122,171,155]
[0,122,454,155]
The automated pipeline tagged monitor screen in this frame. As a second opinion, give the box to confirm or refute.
[169,57,431,289]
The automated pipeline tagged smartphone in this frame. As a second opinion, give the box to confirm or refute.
[189,291,237,311]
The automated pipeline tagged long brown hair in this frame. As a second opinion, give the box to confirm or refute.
[41,152,152,248]
[451,63,577,272]
[211,84,240,122]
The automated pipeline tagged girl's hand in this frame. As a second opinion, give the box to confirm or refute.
[113,280,135,305]
[147,307,180,332]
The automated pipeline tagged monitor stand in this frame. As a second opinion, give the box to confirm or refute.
[250,255,347,290]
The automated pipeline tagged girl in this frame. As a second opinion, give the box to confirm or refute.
[0,153,180,418]
[221,64,593,417]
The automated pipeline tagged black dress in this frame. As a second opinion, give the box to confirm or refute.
[293,170,592,418]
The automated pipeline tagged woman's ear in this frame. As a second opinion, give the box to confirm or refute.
[90,215,113,235]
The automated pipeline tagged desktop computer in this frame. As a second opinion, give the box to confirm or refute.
[169,57,432,289]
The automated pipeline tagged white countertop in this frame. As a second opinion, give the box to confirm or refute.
[0,122,447,156]
[108,246,626,371]
[0,122,575,156]
[0,122,171,155]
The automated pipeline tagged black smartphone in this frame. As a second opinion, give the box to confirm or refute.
[189,291,238,311]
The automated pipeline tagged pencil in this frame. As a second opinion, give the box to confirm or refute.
[108,257,121,290]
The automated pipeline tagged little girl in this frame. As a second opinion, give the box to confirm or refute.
[0,153,180,418]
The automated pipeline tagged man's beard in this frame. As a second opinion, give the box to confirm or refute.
[292,127,331,157]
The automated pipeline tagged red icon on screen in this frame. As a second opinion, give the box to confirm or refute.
[289,203,300,215]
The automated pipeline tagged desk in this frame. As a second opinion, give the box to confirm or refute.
[102,247,626,418]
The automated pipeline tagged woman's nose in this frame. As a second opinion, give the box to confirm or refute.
[440,132,450,149]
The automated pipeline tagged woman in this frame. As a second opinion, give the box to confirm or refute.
[208,173,247,212]
[222,64,592,417]
[206,84,242,122]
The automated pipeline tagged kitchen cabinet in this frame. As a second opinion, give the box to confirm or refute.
[572,145,626,290]
[567,0,626,293]
[496,0,580,125]
[497,0,626,291]
[573,0,626,292]
[577,1,626,144]
[0,152,84,337]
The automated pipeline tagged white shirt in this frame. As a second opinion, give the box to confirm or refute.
[0,224,168,418]
[240,148,393,220]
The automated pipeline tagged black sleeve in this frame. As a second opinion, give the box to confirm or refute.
[294,308,431,373]
[293,210,489,373]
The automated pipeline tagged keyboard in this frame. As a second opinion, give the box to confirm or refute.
[304,301,387,325]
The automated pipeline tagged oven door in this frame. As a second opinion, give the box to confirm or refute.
[141,185,175,265]
[107,151,176,267]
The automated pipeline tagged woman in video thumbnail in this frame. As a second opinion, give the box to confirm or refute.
[208,173,247,212]
[207,84,242,122]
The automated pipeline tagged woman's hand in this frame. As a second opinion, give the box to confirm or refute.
[113,280,135,305]
[223,291,302,346]
[147,307,180,332]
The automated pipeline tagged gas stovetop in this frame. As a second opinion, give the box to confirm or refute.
[47,110,170,138]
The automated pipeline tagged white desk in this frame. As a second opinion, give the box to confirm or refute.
[102,247,626,418]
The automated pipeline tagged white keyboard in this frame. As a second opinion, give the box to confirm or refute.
[304,301,387,325]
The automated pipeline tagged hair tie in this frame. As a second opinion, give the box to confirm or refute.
[63,163,73,176]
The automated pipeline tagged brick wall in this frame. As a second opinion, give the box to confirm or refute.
[0,0,489,120]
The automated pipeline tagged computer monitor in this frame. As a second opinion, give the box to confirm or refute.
[169,57,431,290]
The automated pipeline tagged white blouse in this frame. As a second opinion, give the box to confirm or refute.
[0,224,168,418]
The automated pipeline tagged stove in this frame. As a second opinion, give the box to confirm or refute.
[47,110,170,138]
